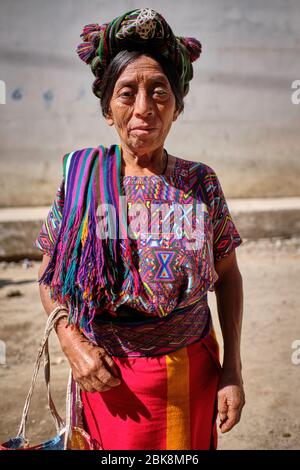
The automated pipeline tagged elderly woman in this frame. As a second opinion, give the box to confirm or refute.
[35,8,245,450]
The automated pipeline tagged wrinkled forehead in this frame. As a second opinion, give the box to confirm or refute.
[115,56,169,87]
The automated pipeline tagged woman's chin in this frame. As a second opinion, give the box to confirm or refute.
[128,136,158,152]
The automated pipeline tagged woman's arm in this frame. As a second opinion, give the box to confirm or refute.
[38,253,121,392]
[214,249,245,433]
[38,253,73,340]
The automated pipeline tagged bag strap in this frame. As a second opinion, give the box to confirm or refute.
[63,369,84,449]
[43,326,67,433]
[17,306,70,441]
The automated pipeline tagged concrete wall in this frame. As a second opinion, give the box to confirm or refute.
[0,0,300,206]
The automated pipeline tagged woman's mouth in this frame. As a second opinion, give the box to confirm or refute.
[130,127,156,135]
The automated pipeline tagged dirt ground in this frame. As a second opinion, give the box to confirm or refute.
[0,237,299,450]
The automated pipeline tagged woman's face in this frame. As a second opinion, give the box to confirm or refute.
[105,55,179,154]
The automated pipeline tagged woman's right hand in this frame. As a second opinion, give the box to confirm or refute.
[56,318,122,392]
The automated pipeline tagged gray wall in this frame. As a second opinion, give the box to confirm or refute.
[0,0,300,206]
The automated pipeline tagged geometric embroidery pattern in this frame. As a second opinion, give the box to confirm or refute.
[154,251,175,282]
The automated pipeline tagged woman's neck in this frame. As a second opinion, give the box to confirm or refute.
[120,144,167,176]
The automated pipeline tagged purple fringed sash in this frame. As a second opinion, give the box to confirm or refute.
[38,144,143,334]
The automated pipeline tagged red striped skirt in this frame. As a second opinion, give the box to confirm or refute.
[81,329,221,450]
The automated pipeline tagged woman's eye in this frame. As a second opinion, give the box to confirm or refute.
[154,89,167,95]
[118,89,168,99]
[120,91,134,98]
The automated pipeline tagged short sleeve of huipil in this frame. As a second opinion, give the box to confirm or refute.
[205,166,243,261]
[34,178,65,256]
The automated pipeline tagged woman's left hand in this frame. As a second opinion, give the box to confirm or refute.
[217,369,245,433]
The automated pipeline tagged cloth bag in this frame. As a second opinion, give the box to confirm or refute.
[0,306,101,450]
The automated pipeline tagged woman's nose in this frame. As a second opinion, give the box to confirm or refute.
[134,90,153,116]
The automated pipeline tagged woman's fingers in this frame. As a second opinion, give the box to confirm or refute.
[77,379,96,393]
[217,385,245,433]
[77,377,113,393]
[101,351,121,379]
[69,343,122,392]
[219,405,240,433]
[217,392,228,424]
[74,363,121,392]
[95,348,122,386]
[95,364,121,387]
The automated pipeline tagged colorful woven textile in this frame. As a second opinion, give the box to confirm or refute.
[80,329,221,450]
[37,145,143,334]
[76,8,202,97]
[35,144,243,356]
[85,299,212,357]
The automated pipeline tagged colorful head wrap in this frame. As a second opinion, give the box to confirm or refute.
[76,8,202,98]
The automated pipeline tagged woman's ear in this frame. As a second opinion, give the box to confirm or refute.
[105,108,114,126]
[173,109,180,121]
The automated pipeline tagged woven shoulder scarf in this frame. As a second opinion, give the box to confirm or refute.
[38,144,142,333]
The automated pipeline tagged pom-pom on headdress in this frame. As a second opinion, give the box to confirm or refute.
[76,8,202,98]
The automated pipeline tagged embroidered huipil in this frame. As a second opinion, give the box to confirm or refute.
[34,151,243,357]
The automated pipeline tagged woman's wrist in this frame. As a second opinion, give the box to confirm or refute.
[222,352,242,375]
[220,358,244,387]
[55,317,83,351]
